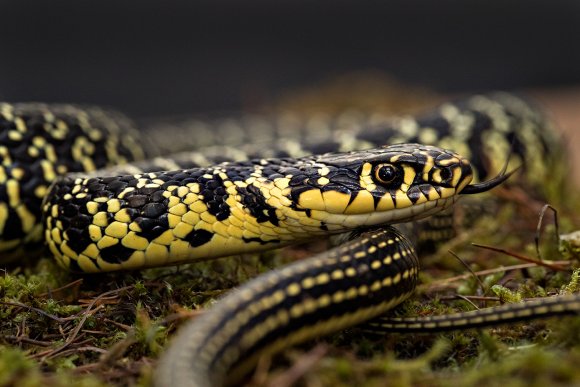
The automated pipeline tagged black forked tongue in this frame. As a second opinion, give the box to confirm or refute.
[461,167,520,195]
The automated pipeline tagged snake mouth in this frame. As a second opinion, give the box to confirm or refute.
[460,167,519,195]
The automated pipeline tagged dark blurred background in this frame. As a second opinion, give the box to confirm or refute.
[0,0,579,119]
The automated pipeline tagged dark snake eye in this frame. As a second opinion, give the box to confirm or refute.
[374,163,399,184]
[439,167,453,182]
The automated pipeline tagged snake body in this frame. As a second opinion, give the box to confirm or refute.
[0,93,574,386]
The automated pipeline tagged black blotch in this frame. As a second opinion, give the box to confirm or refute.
[199,174,231,221]
[142,203,165,218]
[100,243,134,264]
[1,207,24,241]
[127,194,148,208]
[135,217,166,240]
[185,229,214,247]
[62,203,79,218]
[107,180,128,195]
[70,214,91,229]
[237,184,279,225]
[242,237,280,245]
[65,227,92,255]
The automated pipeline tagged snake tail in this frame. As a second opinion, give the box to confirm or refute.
[154,227,418,387]
[364,293,580,332]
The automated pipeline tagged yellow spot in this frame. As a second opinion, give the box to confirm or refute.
[168,213,181,228]
[128,222,142,232]
[8,131,22,141]
[358,285,368,296]
[392,273,401,284]
[181,210,200,225]
[114,209,131,223]
[298,189,325,211]
[315,273,330,285]
[107,199,121,213]
[183,193,197,205]
[344,190,374,214]
[322,190,351,213]
[317,177,329,185]
[330,269,344,280]
[370,280,381,292]
[361,162,372,177]
[88,225,102,242]
[427,188,440,200]
[121,232,149,250]
[93,211,109,227]
[145,242,167,260]
[6,180,20,206]
[394,191,413,209]
[187,183,201,194]
[382,276,392,286]
[345,287,358,299]
[169,202,187,216]
[189,200,207,214]
[301,277,315,289]
[169,240,191,258]
[15,205,35,233]
[11,168,24,180]
[104,222,128,239]
[82,244,100,259]
[177,186,189,197]
[154,230,174,246]
[289,304,304,318]
[50,228,62,245]
[287,283,301,296]
[303,299,317,313]
[345,267,357,277]
[77,255,99,272]
[212,221,230,237]
[172,222,193,239]
[121,251,146,270]
[86,202,99,215]
[318,294,331,308]
[97,235,118,250]
[168,196,181,208]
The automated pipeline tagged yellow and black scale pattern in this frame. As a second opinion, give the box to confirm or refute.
[0,103,150,260]
[43,144,473,272]
[0,93,572,387]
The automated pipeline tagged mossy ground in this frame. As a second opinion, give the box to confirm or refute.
[1,182,579,387]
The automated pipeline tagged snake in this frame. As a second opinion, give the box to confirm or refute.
[0,93,575,386]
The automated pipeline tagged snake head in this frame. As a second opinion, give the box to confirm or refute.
[286,143,504,228]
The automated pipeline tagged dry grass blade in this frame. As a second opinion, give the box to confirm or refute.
[263,344,328,387]
[471,243,569,271]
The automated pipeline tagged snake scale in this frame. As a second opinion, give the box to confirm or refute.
[0,93,576,386]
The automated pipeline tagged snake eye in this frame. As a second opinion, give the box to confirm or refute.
[374,163,399,184]
[439,167,453,182]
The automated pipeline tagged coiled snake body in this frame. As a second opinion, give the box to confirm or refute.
[0,93,573,386]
